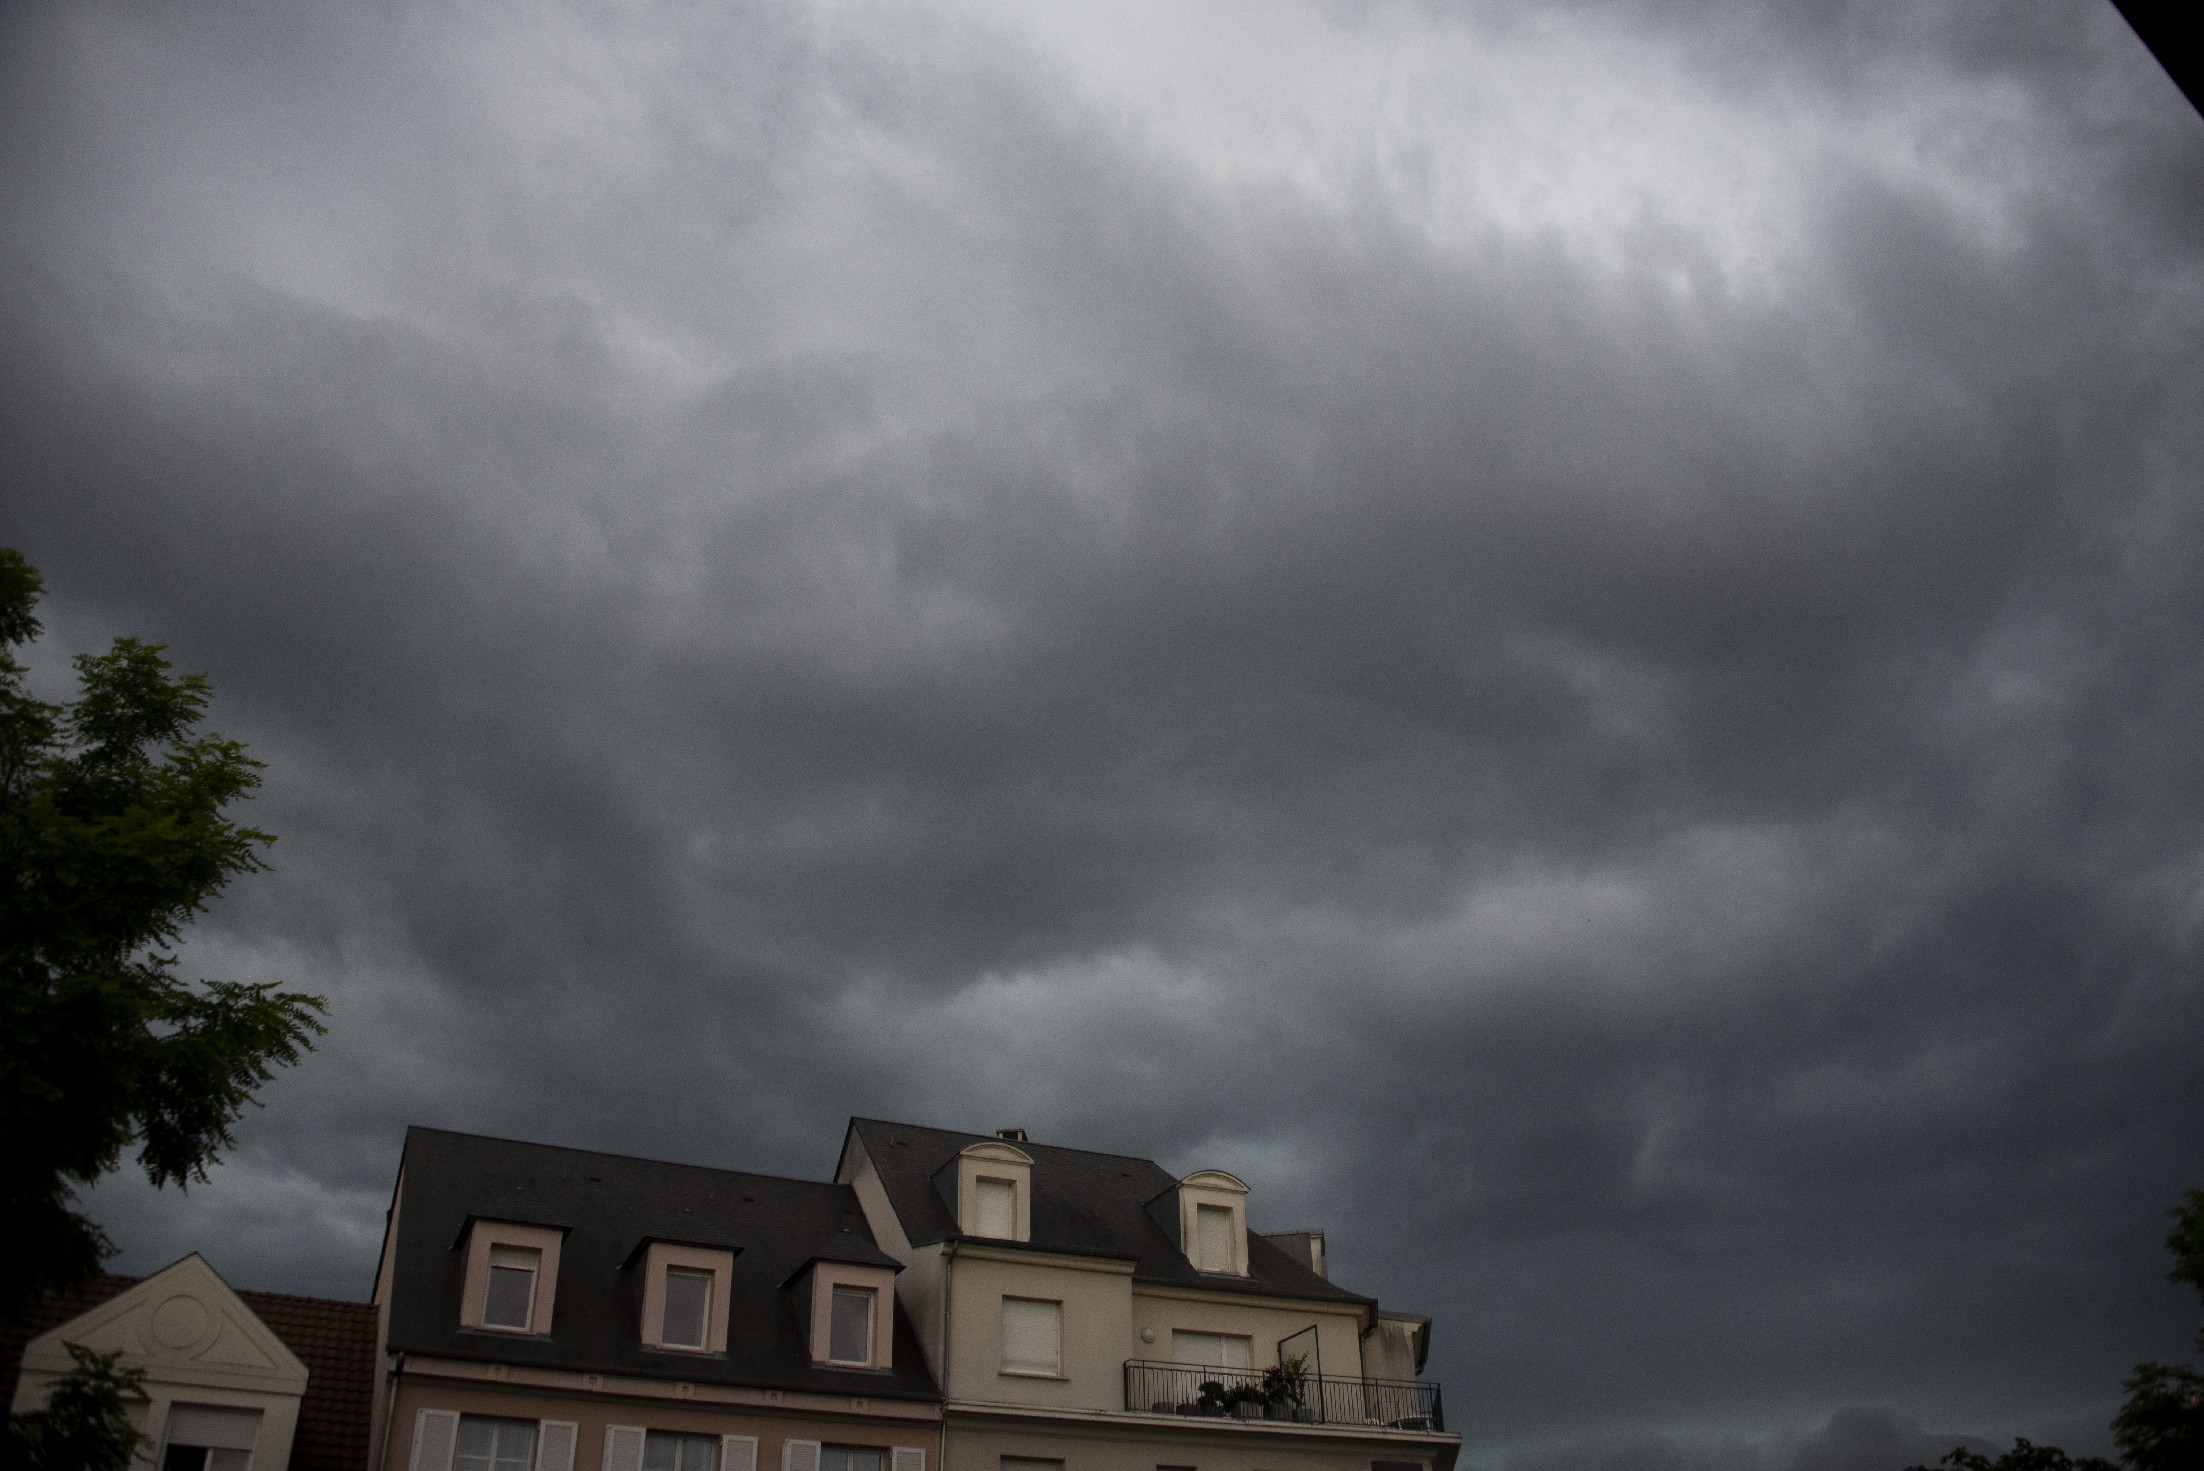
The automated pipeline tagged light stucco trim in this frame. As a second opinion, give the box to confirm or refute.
[461,1221,564,1335]
[640,1242,736,1354]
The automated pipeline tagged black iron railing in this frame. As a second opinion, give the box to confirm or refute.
[1122,1360,1444,1433]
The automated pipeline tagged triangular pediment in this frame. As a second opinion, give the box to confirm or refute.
[21,1254,308,1391]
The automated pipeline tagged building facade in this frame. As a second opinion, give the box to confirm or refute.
[368,1129,944,1471]
[3,1255,378,1471]
[835,1119,1458,1471]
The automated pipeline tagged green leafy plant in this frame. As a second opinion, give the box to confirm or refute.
[1,549,325,1320]
[3,1343,149,1471]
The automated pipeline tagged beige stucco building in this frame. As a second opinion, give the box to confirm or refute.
[836,1120,1458,1471]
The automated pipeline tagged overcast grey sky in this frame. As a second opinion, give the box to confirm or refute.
[4,2,2201,1468]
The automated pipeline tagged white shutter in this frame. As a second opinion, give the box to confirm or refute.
[721,1438,758,1471]
[782,1440,822,1471]
[410,1410,461,1471]
[1196,1205,1231,1271]
[603,1427,646,1471]
[536,1422,578,1471]
[974,1179,1015,1238]
[1000,1297,1061,1375]
[891,1449,925,1471]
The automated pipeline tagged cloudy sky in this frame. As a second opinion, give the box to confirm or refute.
[4,1,2202,1467]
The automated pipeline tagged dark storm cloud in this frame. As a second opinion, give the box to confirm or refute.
[4,0,2201,1465]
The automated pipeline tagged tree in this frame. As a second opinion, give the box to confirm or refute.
[1903,1441,2116,1471]
[0,548,325,1320]
[1,1344,149,1471]
[2111,1189,2204,1471]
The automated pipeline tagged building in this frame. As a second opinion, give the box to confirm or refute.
[2,1255,378,1471]
[836,1120,1457,1471]
[368,1128,944,1471]
[371,1121,1454,1471]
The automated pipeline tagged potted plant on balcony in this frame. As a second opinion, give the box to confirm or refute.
[1260,1356,1312,1421]
[1226,1384,1266,1420]
[1195,1381,1231,1417]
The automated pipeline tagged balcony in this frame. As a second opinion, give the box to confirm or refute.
[1122,1360,1445,1434]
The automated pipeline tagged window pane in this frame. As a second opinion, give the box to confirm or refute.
[208,1453,251,1471]
[662,1268,711,1348]
[643,1434,680,1471]
[1001,1297,1061,1375]
[678,1439,716,1471]
[1196,1205,1231,1272]
[456,1419,497,1471]
[829,1288,872,1363]
[974,1179,1015,1238]
[493,1423,536,1471]
[484,1264,535,1329]
[161,1450,208,1471]
[830,1451,880,1471]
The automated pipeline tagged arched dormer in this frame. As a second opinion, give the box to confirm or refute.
[951,1139,1032,1241]
[1159,1169,1250,1275]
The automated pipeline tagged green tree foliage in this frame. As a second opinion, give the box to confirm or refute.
[1904,1440,2116,1471]
[2111,1189,2204,1471]
[0,548,325,1320]
[1,1343,149,1471]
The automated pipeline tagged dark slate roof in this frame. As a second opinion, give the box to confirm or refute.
[387,1127,939,1401]
[1,1273,377,1471]
[845,1119,1373,1310]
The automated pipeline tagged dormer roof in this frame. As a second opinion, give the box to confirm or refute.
[843,1118,1370,1307]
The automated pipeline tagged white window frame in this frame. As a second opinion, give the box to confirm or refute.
[826,1285,875,1366]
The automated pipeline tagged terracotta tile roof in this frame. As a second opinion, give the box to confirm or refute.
[2,1274,377,1471]
[238,1290,379,1471]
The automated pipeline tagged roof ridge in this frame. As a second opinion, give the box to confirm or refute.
[406,1124,853,1191]
[850,1117,1174,1171]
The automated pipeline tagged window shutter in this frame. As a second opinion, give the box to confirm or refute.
[1001,1297,1061,1375]
[782,1441,822,1471]
[1196,1204,1231,1271]
[410,1410,461,1471]
[891,1449,925,1471]
[721,1438,758,1471]
[602,1427,646,1471]
[535,1423,578,1471]
[974,1179,1015,1238]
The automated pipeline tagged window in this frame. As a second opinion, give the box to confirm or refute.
[829,1287,874,1365]
[162,1405,263,1471]
[643,1433,717,1471]
[1195,1205,1232,1273]
[820,1449,883,1471]
[463,1221,564,1334]
[1171,1331,1251,1370]
[1001,1297,1061,1376]
[483,1246,540,1331]
[973,1178,1016,1238]
[455,1419,536,1471]
[1000,1460,1063,1471]
[641,1242,734,1353]
[662,1268,712,1349]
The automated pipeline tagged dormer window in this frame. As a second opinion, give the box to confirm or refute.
[951,1141,1032,1241]
[1195,1206,1232,1273]
[828,1286,874,1364]
[785,1241,900,1370]
[661,1268,713,1349]
[974,1179,1016,1238]
[1158,1171,1250,1277]
[461,1220,564,1335]
[638,1242,736,1353]
[483,1246,540,1330]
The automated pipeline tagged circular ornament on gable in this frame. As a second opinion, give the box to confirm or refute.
[150,1295,212,1351]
